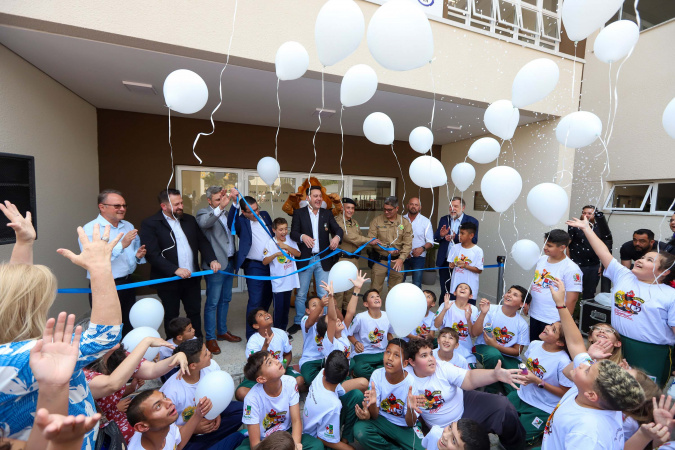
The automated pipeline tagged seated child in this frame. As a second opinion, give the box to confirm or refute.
[433,327,469,370]
[238,352,323,450]
[159,339,244,449]
[506,321,572,445]
[348,289,394,379]
[298,294,328,386]
[433,285,480,368]
[353,339,422,450]
[303,350,365,448]
[158,317,196,360]
[446,222,483,305]
[235,308,305,401]
[471,286,530,393]
[262,218,301,331]
[421,419,490,450]
[252,430,295,450]
[404,290,437,343]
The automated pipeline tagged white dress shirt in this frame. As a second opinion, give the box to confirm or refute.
[163,213,195,272]
[211,205,235,257]
[404,213,434,257]
[81,215,145,279]
[307,207,321,253]
[247,220,269,261]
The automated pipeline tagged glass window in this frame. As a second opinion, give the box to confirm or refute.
[605,184,652,211]
[496,0,519,26]
[179,169,239,216]
[541,13,561,40]
[472,0,495,20]
[247,174,298,222]
[447,0,470,14]
[519,6,540,34]
[655,183,675,212]
[542,0,559,13]
[351,179,395,230]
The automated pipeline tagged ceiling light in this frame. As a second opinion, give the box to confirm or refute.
[122,81,157,95]
[312,108,336,119]
[435,125,463,131]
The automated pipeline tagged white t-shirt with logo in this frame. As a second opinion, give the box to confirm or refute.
[605,259,675,345]
[403,310,437,342]
[300,315,325,368]
[517,341,573,414]
[475,305,530,359]
[322,333,352,360]
[159,360,220,426]
[264,238,300,293]
[436,303,480,364]
[432,348,469,370]
[409,363,468,427]
[128,423,181,450]
[422,425,444,450]
[369,367,415,427]
[447,243,484,298]
[348,311,393,355]
[530,256,583,324]
[303,369,345,443]
[246,327,292,362]
[242,375,299,439]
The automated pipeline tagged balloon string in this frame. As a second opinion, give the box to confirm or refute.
[571,42,577,101]
[391,143,406,207]
[429,59,436,130]
[593,137,611,215]
[497,213,507,299]
[191,0,239,162]
[495,139,505,167]
[161,107,177,257]
[339,105,346,230]
[518,233,551,316]
[309,67,324,182]
[275,77,280,161]
[604,62,613,143]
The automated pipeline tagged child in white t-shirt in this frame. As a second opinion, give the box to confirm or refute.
[447,222,483,305]
[348,288,394,379]
[404,290,437,342]
[434,327,469,370]
[262,218,301,331]
[158,317,195,361]
[298,294,328,385]
[421,419,490,450]
[434,284,480,366]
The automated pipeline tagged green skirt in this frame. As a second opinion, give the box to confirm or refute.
[620,335,674,387]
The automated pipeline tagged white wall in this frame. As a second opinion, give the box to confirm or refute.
[0,44,99,319]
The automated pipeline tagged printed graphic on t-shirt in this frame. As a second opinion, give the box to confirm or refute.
[452,320,470,339]
[493,326,515,344]
[263,408,287,434]
[453,254,472,265]
[368,327,385,345]
[532,269,557,292]
[181,405,196,423]
[525,357,547,379]
[573,273,581,283]
[315,334,324,352]
[324,424,335,439]
[415,323,431,336]
[544,403,559,436]
[244,405,252,419]
[614,290,645,317]
[381,394,405,417]
[343,347,351,359]
[269,350,281,360]
[422,389,445,413]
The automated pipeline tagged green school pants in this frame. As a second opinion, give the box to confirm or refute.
[300,359,324,386]
[339,389,364,442]
[621,335,674,387]
[352,352,384,380]
[353,415,423,450]
[507,391,550,445]
[474,344,521,394]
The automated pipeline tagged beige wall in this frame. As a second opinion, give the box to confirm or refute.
[439,119,573,300]
[571,20,675,256]
[0,0,581,117]
[0,45,98,319]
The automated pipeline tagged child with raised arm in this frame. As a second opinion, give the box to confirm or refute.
[298,294,329,385]
[434,327,469,370]
[433,285,480,368]
[446,222,483,304]
[348,289,394,379]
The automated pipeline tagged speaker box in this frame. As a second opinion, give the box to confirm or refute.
[579,299,612,336]
[0,153,37,244]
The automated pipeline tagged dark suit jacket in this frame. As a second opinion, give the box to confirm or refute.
[434,213,479,267]
[290,206,344,270]
[140,211,217,287]
[227,204,274,272]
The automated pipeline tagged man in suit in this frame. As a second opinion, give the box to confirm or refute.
[196,186,242,355]
[227,189,275,340]
[434,196,479,302]
[140,189,220,338]
[288,185,343,334]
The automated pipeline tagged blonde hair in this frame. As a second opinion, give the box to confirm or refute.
[594,360,645,411]
[624,369,661,424]
[0,264,57,344]
[588,324,623,364]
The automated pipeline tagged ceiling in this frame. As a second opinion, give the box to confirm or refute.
[0,25,543,145]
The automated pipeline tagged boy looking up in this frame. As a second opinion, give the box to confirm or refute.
[158,317,195,360]
[446,222,483,304]
[434,286,480,368]
[434,327,469,370]
[299,294,329,385]
[527,230,582,342]
[348,289,394,379]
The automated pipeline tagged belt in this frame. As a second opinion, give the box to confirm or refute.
[339,252,360,259]
[372,253,399,262]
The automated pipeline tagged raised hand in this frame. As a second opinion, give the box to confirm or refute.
[587,340,614,360]
[494,360,526,390]
[121,229,138,249]
[261,329,273,351]
[116,397,133,413]
[319,281,334,299]
[548,278,566,308]
[464,305,473,324]
[637,422,671,446]
[443,293,452,311]
[136,244,147,259]
[407,386,422,415]
[479,298,491,315]
[348,270,370,291]
[57,224,123,272]
[195,396,213,420]
[169,352,190,380]
[354,400,370,420]
[652,395,675,432]
[0,200,36,243]
[34,409,101,445]
[566,217,590,231]
[30,313,82,387]
[364,382,377,408]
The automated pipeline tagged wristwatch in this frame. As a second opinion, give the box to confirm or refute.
[537,380,546,389]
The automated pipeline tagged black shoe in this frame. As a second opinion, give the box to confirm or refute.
[287,324,302,335]
[287,332,294,342]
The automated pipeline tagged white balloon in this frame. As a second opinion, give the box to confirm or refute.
[409,155,447,188]
[663,98,675,139]
[467,137,501,164]
[122,327,162,361]
[593,20,639,63]
[328,260,358,293]
[363,112,394,145]
[451,163,475,192]
[561,0,623,42]
[527,183,569,227]
[275,41,309,81]
[257,157,280,186]
[367,0,434,71]
[480,166,522,213]
[340,64,378,107]
[511,59,560,108]
[315,0,365,67]
[556,111,603,148]
[386,283,427,336]
[511,239,541,271]
[194,370,234,420]
[129,298,164,330]
[484,100,520,141]
[163,69,208,115]
[409,127,434,154]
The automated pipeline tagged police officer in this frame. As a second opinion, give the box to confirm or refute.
[334,198,372,315]
[368,196,413,298]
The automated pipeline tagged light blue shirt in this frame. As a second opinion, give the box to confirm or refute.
[81,215,144,279]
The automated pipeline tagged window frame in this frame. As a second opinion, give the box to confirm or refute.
[603,181,675,215]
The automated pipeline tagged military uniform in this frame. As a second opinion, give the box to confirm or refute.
[368,214,413,297]
[334,213,371,311]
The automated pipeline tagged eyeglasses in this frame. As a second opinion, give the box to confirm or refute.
[383,207,396,212]
[102,204,127,210]
[589,325,618,336]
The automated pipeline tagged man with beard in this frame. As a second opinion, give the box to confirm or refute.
[620,229,657,269]
[403,197,434,288]
[665,213,675,255]
[141,189,220,338]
